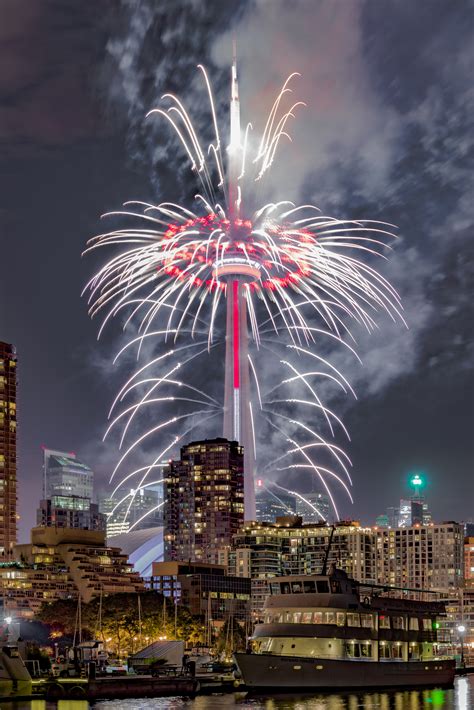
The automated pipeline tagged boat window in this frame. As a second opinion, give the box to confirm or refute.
[346,641,360,658]
[303,580,316,593]
[317,580,330,593]
[313,611,323,624]
[325,611,336,624]
[361,642,372,658]
[392,616,405,630]
[409,618,419,631]
[379,642,390,659]
[302,612,313,623]
[285,612,293,623]
[422,619,432,631]
[293,612,302,624]
[269,583,279,595]
[379,615,390,629]
[291,581,303,593]
[280,582,291,595]
[409,642,420,660]
[336,612,345,627]
[347,613,360,627]
[361,614,374,629]
[330,580,341,593]
[392,643,403,659]
[278,612,286,623]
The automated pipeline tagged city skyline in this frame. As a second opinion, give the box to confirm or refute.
[0,2,472,540]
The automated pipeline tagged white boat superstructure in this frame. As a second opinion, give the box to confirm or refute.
[235,568,455,690]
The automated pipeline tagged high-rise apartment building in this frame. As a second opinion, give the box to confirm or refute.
[99,496,130,537]
[37,496,105,531]
[0,526,143,618]
[223,518,465,617]
[164,438,244,564]
[375,523,464,591]
[438,588,474,665]
[254,483,330,524]
[464,537,474,586]
[224,517,376,617]
[255,482,295,522]
[100,485,163,538]
[39,449,105,531]
[0,342,18,558]
[295,492,331,524]
[386,507,400,528]
[43,449,94,500]
[398,499,424,527]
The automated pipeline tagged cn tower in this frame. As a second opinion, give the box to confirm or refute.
[214,46,257,520]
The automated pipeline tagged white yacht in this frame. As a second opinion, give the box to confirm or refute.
[235,568,455,690]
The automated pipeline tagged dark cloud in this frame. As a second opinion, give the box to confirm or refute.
[0,0,108,148]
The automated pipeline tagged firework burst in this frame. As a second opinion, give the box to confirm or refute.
[84,51,403,524]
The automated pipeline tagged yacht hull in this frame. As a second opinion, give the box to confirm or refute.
[235,653,455,691]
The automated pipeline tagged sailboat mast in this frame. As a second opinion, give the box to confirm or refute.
[78,595,82,645]
[138,594,142,644]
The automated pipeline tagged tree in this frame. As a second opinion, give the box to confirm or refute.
[215,618,246,657]
[37,591,206,658]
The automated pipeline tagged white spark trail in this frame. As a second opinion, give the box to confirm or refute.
[84,60,403,527]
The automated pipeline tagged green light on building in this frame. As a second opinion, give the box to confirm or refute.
[410,473,424,490]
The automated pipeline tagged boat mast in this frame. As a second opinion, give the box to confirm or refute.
[137,594,142,645]
[321,525,335,575]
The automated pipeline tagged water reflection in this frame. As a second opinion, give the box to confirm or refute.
[3,676,472,710]
[3,702,89,710]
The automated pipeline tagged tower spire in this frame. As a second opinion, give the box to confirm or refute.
[228,37,241,221]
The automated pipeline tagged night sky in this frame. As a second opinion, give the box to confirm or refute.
[1,1,472,541]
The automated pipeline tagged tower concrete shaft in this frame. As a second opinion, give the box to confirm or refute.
[223,281,256,520]
[221,47,256,519]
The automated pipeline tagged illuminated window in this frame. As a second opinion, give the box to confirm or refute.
[361,614,374,628]
[392,616,405,630]
[347,613,360,627]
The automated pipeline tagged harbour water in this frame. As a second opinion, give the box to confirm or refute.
[4,675,473,710]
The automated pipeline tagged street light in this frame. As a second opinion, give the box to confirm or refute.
[457,624,466,669]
